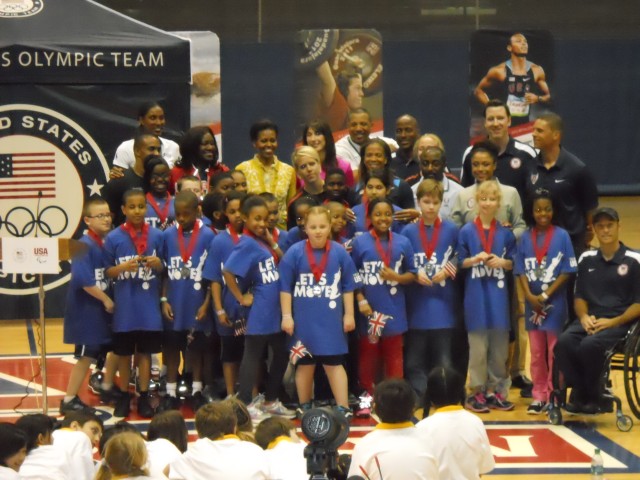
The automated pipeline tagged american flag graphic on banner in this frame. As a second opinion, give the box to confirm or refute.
[0,152,56,200]
[367,311,391,337]
[289,340,312,365]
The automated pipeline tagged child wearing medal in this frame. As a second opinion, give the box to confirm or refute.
[351,198,416,417]
[201,191,228,234]
[202,190,248,397]
[352,171,404,236]
[104,188,165,418]
[279,206,360,420]
[60,197,114,415]
[400,179,460,402]
[514,188,576,414]
[281,196,318,251]
[458,179,516,413]
[160,190,217,411]
[143,157,175,230]
[223,195,292,418]
[259,192,289,252]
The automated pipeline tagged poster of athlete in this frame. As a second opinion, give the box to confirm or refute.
[295,29,384,140]
[469,30,554,144]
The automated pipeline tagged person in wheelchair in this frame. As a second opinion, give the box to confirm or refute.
[555,207,640,414]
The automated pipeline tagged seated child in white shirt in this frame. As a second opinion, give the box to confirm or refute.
[0,423,28,480]
[53,411,103,480]
[15,414,72,480]
[255,417,306,480]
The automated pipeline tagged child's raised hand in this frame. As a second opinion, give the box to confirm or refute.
[343,314,355,332]
[162,301,174,321]
[281,315,294,335]
[345,208,356,223]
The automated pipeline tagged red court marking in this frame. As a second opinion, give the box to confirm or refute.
[488,428,592,463]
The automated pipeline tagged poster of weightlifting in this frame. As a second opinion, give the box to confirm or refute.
[295,29,383,139]
[469,30,554,144]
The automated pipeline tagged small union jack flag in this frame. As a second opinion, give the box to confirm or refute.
[529,304,553,326]
[367,311,392,338]
[290,340,312,365]
[443,261,457,279]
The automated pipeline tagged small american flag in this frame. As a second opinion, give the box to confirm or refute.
[0,152,56,200]
[290,340,312,365]
[368,311,391,337]
[233,317,247,337]
[443,260,457,279]
[529,304,553,326]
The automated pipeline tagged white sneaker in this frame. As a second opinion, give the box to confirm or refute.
[263,400,295,417]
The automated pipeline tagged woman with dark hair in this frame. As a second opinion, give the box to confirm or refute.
[113,101,181,171]
[0,423,28,478]
[236,119,296,229]
[302,120,354,187]
[170,125,228,194]
[357,138,418,215]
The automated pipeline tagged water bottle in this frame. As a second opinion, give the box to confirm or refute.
[590,448,604,479]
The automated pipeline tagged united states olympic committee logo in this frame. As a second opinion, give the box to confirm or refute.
[0,104,109,295]
[0,0,43,17]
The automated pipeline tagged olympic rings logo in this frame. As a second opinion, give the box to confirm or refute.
[0,205,69,237]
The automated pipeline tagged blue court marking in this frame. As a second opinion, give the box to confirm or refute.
[485,420,640,475]
[0,377,38,395]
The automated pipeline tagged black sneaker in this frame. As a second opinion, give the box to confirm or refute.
[114,392,131,418]
[295,402,312,420]
[465,392,490,413]
[88,371,104,395]
[100,386,123,405]
[201,385,218,404]
[191,391,207,412]
[527,400,547,415]
[511,375,533,389]
[336,405,353,423]
[137,394,156,418]
[60,396,96,414]
[486,393,515,411]
[159,395,180,412]
[520,384,533,398]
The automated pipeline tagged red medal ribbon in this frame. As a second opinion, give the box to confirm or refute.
[305,239,331,283]
[120,222,149,255]
[242,228,279,263]
[474,217,497,254]
[419,217,441,261]
[371,230,393,268]
[146,192,171,224]
[178,220,201,265]
[226,224,241,244]
[532,225,555,266]
[361,194,371,230]
[87,230,103,248]
[271,228,279,242]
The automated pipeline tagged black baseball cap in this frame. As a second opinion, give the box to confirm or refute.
[592,207,619,223]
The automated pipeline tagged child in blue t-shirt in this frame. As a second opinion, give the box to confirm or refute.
[401,179,460,401]
[351,198,416,417]
[223,195,291,417]
[280,206,360,420]
[458,180,516,414]
[281,196,317,251]
[259,192,289,251]
[143,157,175,230]
[61,197,114,415]
[352,172,404,235]
[202,190,247,397]
[514,188,576,414]
[160,190,216,410]
[104,188,165,418]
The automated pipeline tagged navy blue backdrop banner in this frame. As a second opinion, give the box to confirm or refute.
[0,0,190,320]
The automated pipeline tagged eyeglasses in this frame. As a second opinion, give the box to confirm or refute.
[87,213,113,220]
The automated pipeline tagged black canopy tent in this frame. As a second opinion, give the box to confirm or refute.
[0,0,191,319]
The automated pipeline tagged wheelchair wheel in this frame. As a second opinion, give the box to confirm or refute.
[616,414,633,432]
[623,326,640,419]
[548,407,562,425]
